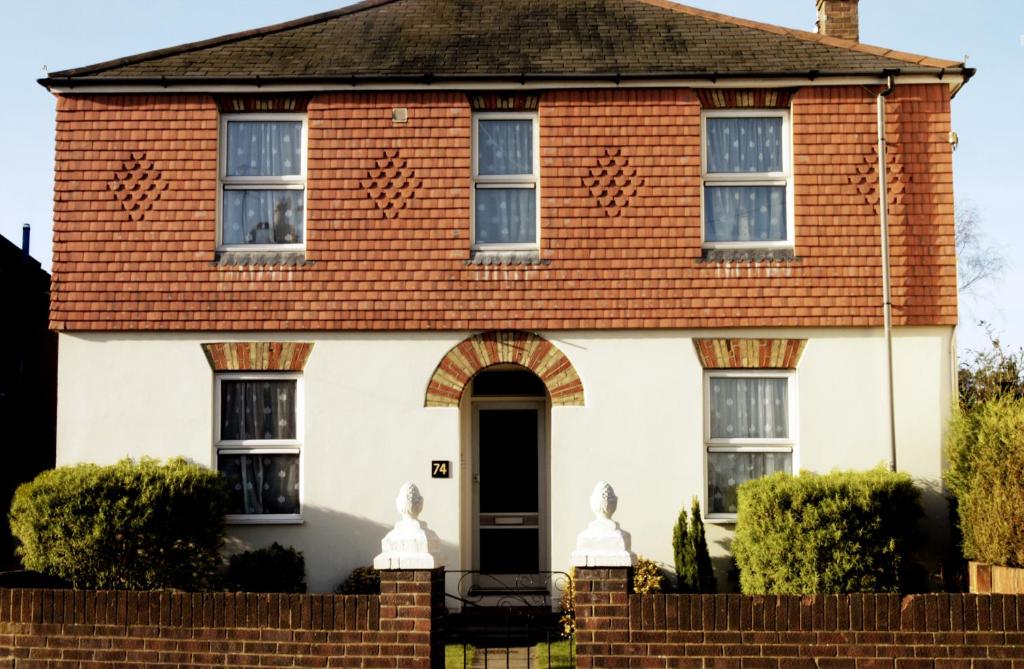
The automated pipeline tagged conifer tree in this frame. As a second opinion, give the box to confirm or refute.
[690,497,718,593]
[673,503,696,592]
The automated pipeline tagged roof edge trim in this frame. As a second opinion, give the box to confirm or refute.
[40,69,972,93]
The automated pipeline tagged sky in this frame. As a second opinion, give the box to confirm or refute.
[0,0,1020,354]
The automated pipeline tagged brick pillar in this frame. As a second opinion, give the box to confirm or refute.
[573,567,631,669]
[379,568,446,669]
[816,0,860,41]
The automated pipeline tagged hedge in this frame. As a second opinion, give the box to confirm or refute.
[946,396,1024,567]
[8,457,229,590]
[732,468,922,594]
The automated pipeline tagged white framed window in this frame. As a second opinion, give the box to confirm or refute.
[215,372,303,524]
[704,370,797,520]
[701,109,793,249]
[219,113,307,251]
[471,112,540,250]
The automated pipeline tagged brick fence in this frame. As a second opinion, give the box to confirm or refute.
[5,568,1024,668]
[0,569,444,669]
[574,568,1024,668]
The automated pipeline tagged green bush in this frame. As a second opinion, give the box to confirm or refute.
[225,542,306,593]
[946,396,1024,567]
[673,497,717,593]
[335,565,381,594]
[8,457,229,590]
[731,468,922,594]
[632,556,665,594]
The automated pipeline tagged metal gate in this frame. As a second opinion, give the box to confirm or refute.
[445,571,575,669]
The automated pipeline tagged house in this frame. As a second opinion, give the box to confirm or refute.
[39,0,971,592]
[0,227,57,569]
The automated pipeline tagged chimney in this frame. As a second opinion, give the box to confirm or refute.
[816,0,860,42]
[21,223,30,265]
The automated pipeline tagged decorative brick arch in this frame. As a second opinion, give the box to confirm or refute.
[425,331,584,407]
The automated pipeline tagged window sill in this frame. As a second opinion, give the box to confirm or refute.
[226,515,304,526]
[698,248,798,263]
[703,515,738,525]
[466,249,548,266]
[214,250,310,267]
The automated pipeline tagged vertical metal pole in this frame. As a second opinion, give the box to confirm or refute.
[877,79,898,472]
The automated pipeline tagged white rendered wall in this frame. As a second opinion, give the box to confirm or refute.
[57,327,954,591]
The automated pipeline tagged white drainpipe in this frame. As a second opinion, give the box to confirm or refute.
[877,76,898,472]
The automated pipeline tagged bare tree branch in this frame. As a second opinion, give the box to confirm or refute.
[956,203,1007,295]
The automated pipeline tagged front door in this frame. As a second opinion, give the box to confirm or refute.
[472,403,545,574]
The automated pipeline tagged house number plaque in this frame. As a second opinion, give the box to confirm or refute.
[431,461,450,479]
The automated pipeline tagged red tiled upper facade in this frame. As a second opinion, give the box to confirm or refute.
[45,1,966,332]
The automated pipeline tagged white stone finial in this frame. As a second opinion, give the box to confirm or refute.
[397,481,423,520]
[590,481,617,519]
[374,482,444,570]
[571,481,636,568]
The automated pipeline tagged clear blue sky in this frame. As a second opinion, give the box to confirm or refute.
[0,0,1020,354]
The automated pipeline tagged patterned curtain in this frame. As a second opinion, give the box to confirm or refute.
[226,121,302,177]
[705,117,786,243]
[709,377,788,439]
[475,119,536,244]
[223,120,304,245]
[220,380,296,440]
[707,377,791,514]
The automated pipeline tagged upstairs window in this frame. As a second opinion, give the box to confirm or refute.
[220,114,306,250]
[472,113,539,249]
[701,110,792,248]
[704,371,796,519]
[216,373,302,523]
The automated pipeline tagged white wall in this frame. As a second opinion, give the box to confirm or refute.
[57,326,954,591]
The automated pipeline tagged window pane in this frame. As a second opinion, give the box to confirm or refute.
[226,121,302,177]
[706,117,783,173]
[709,377,789,439]
[478,120,533,175]
[219,453,300,515]
[222,190,304,245]
[221,380,296,441]
[704,186,786,243]
[707,451,791,515]
[475,188,536,244]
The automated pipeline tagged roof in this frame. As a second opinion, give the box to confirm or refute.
[40,0,970,87]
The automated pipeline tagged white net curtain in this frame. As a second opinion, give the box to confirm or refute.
[475,119,536,244]
[704,117,786,243]
[222,120,304,246]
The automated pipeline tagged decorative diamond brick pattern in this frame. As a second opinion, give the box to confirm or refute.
[107,152,168,222]
[694,338,807,369]
[361,149,422,219]
[581,148,645,218]
[425,330,584,407]
[850,142,912,215]
[201,342,314,371]
[49,85,957,332]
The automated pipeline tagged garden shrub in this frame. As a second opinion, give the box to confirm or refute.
[335,565,381,594]
[673,497,717,593]
[225,542,306,593]
[8,457,229,590]
[946,395,1024,567]
[731,468,922,594]
[558,567,575,638]
[632,556,665,594]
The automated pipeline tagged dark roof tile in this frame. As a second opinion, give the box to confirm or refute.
[42,0,967,85]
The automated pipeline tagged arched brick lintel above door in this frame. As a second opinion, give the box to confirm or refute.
[425,331,585,408]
